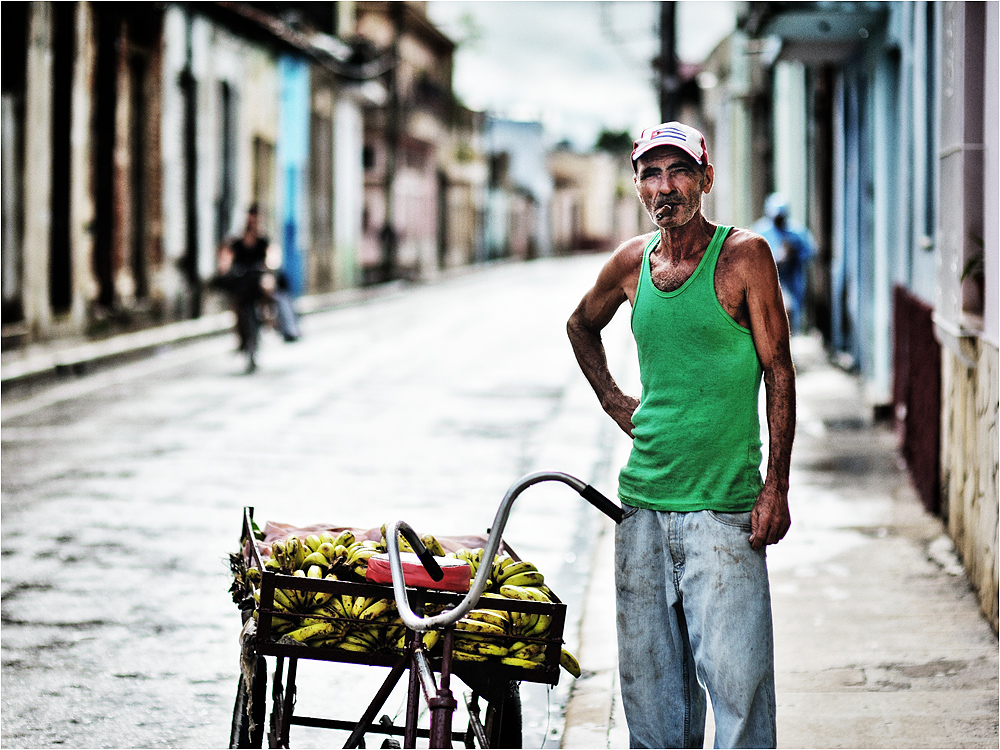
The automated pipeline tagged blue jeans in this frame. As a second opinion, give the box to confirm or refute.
[614,506,776,749]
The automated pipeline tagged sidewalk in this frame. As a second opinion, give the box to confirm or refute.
[562,334,999,749]
[0,282,410,389]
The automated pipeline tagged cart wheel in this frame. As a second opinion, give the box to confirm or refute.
[230,656,268,748]
[484,681,521,749]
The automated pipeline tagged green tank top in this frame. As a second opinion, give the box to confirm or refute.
[618,226,764,512]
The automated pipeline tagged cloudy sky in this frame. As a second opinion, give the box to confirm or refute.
[425,0,736,150]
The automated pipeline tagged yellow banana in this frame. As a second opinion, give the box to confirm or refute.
[501,656,545,670]
[525,614,552,637]
[285,621,342,642]
[502,571,545,588]
[456,618,507,637]
[498,560,538,582]
[333,530,356,548]
[465,610,509,631]
[271,539,286,561]
[359,599,392,621]
[341,595,355,618]
[337,641,371,654]
[304,534,322,553]
[500,584,551,603]
[344,630,379,649]
[286,537,306,569]
[312,635,344,649]
[352,596,375,619]
[491,554,514,580]
[452,651,489,662]
[420,534,446,557]
[272,588,296,612]
[453,639,508,657]
[510,642,546,661]
[560,648,582,678]
[312,590,336,608]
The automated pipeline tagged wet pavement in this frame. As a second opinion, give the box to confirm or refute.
[1,255,627,749]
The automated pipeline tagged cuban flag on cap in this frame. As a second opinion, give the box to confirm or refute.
[631,122,708,168]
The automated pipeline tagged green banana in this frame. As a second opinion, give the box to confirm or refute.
[304,534,322,553]
[333,530,356,548]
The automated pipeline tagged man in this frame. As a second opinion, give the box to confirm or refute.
[752,193,815,333]
[216,205,300,371]
[566,122,794,748]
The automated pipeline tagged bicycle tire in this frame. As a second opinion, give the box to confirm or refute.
[484,681,522,749]
[230,657,267,748]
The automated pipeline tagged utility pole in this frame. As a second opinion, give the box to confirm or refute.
[659,1,678,122]
[380,2,403,283]
[181,8,201,317]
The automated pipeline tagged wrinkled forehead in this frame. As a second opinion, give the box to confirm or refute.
[634,145,702,173]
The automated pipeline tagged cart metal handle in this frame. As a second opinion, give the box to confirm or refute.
[385,471,623,632]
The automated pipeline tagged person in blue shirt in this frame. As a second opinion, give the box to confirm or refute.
[752,193,815,333]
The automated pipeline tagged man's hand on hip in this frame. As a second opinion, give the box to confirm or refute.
[749,484,791,549]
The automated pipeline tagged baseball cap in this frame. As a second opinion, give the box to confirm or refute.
[764,193,790,219]
[631,122,708,171]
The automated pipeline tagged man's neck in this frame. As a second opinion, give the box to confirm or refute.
[656,214,714,263]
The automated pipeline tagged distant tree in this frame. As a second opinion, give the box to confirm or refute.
[594,129,633,154]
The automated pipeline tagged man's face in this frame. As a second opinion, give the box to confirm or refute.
[633,146,713,229]
[245,212,260,235]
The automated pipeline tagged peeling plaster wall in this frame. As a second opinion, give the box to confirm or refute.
[941,341,1000,632]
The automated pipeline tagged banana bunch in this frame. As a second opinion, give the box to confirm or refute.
[379,525,447,558]
[252,582,403,651]
[452,608,513,662]
[263,530,359,576]
[439,549,582,678]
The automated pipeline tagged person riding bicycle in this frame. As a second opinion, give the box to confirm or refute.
[216,205,300,370]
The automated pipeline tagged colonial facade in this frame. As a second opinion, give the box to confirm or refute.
[355,1,486,283]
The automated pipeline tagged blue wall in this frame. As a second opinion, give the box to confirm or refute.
[278,54,310,296]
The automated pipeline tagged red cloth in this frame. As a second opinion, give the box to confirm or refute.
[366,552,472,592]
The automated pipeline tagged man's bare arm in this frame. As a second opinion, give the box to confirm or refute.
[741,233,795,549]
[566,242,643,436]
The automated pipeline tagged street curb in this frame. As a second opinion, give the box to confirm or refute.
[0,281,412,390]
